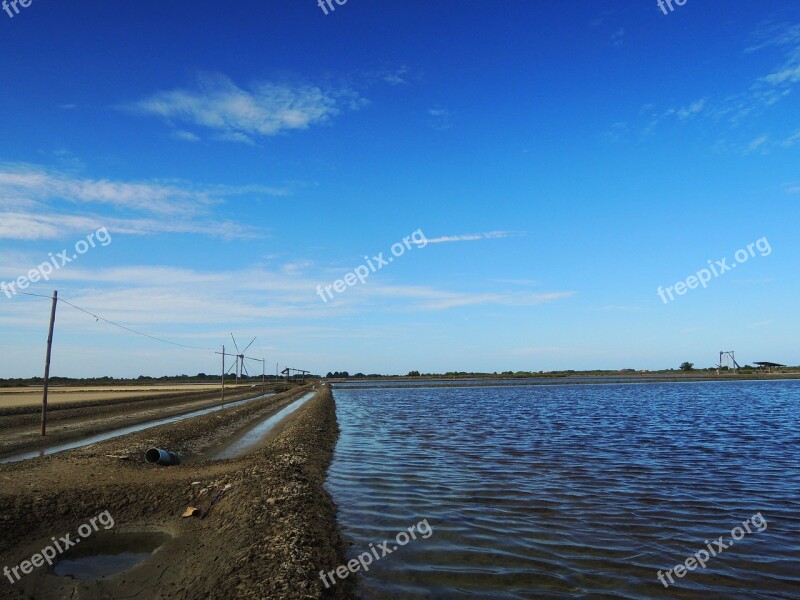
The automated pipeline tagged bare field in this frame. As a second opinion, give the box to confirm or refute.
[0,384,254,409]
[0,386,348,599]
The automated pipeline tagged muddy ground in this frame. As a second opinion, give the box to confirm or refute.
[0,385,287,459]
[0,385,353,599]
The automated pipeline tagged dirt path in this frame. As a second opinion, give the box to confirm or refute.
[0,385,352,600]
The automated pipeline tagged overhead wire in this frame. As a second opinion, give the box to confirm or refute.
[10,290,218,352]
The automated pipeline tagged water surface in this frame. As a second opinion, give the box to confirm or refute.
[327,381,800,598]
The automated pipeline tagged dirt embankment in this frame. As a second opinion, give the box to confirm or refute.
[0,385,352,600]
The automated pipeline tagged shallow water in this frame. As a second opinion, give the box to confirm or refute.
[327,380,800,599]
[53,531,169,580]
[0,393,274,464]
[54,552,151,579]
[211,391,317,460]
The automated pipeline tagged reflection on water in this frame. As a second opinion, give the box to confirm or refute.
[327,381,800,599]
[211,391,317,460]
[0,393,275,464]
[53,531,170,580]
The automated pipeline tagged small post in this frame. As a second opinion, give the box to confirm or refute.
[262,359,265,393]
[221,345,225,403]
[41,290,58,436]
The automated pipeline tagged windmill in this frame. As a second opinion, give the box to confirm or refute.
[230,334,257,384]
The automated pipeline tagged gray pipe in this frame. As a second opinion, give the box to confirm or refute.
[144,448,181,466]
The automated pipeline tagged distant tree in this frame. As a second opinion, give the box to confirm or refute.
[407,370,421,377]
[680,362,694,371]
[326,372,334,379]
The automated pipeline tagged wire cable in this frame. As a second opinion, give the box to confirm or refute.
[9,290,217,352]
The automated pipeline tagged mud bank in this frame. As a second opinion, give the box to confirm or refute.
[0,386,286,459]
[0,386,351,599]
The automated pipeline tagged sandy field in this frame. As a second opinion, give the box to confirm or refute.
[0,384,258,409]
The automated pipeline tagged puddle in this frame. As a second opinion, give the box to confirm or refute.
[0,393,275,464]
[211,391,317,460]
[53,532,170,580]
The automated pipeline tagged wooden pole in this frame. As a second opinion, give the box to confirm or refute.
[221,345,225,403]
[41,290,58,436]
[262,359,265,394]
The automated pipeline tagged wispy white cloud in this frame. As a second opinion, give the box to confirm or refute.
[0,163,212,215]
[425,231,525,244]
[713,22,800,123]
[677,99,706,119]
[123,73,367,142]
[781,129,800,148]
[0,259,577,326]
[172,130,200,142]
[382,66,410,86]
[427,107,453,131]
[748,320,774,329]
[0,211,261,241]
[632,21,800,142]
[746,135,770,153]
[0,163,286,240]
[643,99,707,135]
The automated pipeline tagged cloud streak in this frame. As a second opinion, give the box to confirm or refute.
[425,231,526,244]
[124,73,367,143]
[0,163,285,240]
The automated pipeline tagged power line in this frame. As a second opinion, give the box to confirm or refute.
[11,290,216,352]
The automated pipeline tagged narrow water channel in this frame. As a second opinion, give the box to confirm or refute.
[0,393,275,464]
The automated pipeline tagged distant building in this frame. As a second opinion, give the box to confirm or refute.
[754,362,786,372]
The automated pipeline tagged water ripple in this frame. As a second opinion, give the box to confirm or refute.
[326,381,800,599]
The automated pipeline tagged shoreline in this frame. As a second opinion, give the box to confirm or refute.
[330,372,800,390]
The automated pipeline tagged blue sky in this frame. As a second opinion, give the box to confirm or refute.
[1,0,798,377]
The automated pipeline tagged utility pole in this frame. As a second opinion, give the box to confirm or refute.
[221,345,225,403]
[41,290,58,436]
[262,359,266,394]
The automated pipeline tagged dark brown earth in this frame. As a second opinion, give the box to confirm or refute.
[0,385,353,600]
[0,386,284,459]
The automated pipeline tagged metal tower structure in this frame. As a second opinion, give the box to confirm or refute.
[718,351,741,374]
